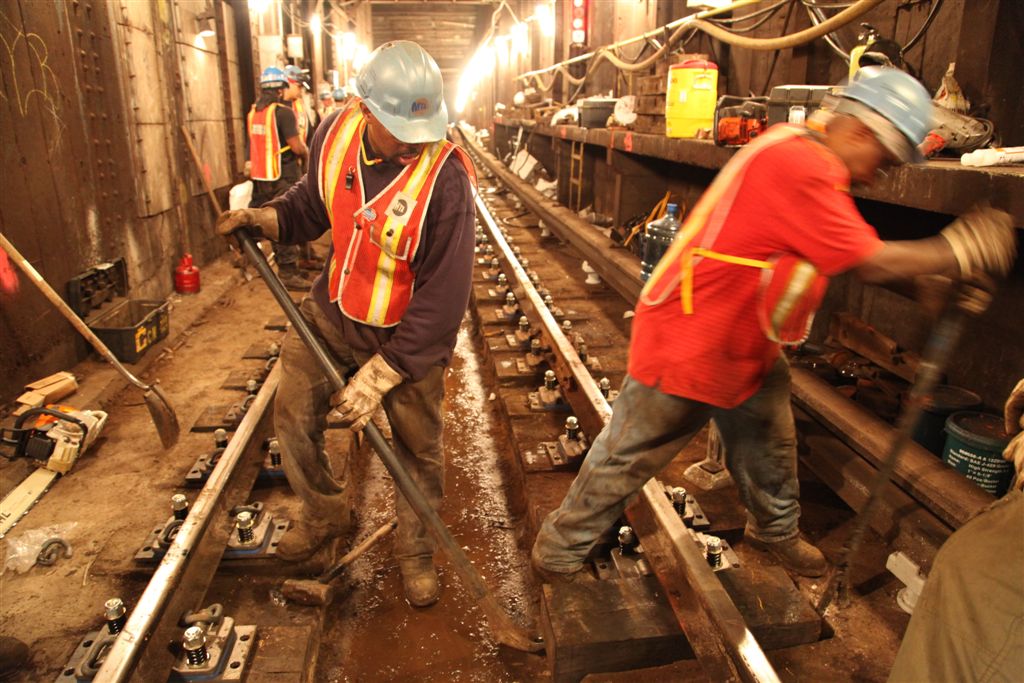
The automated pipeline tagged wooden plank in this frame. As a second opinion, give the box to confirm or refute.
[794,408,953,568]
[541,577,692,683]
[830,312,922,382]
[790,367,994,529]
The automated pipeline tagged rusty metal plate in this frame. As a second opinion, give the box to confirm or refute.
[135,123,175,216]
[179,44,226,121]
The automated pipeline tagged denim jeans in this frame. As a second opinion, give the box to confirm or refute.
[533,356,801,572]
[274,297,446,560]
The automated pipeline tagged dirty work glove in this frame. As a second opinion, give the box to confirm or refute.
[329,354,403,432]
[215,207,280,243]
[939,205,1016,279]
[1005,379,1024,491]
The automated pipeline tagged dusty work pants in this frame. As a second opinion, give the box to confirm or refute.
[534,356,801,572]
[251,175,300,268]
[274,297,446,561]
[888,489,1024,683]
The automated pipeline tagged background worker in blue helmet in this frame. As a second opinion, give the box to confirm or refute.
[531,67,1017,582]
[245,66,310,290]
[216,41,476,608]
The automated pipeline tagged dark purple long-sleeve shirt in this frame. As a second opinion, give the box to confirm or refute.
[268,111,476,382]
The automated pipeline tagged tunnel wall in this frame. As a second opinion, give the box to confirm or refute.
[1,0,249,402]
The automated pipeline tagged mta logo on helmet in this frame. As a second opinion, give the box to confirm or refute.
[410,98,429,117]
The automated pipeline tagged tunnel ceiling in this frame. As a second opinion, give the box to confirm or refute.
[368,1,495,87]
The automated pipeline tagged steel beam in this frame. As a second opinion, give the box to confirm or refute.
[94,364,280,682]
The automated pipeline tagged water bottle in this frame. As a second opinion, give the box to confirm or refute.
[640,203,681,281]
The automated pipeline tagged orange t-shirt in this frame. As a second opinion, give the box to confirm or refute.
[628,127,883,408]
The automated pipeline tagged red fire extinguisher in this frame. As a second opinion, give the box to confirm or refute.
[174,254,200,294]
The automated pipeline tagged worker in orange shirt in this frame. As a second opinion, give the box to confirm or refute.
[531,67,1017,581]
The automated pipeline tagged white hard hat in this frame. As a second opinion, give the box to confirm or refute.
[355,41,448,144]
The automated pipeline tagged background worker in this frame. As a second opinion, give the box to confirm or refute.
[246,66,310,290]
[531,67,1017,580]
[888,379,1024,682]
[283,65,323,272]
[216,41,475,608]
[317,84,334,119]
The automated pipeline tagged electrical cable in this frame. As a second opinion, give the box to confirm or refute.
[709,0,791,25]
[758,0,799,95]
[901,0,944,54]
[709,2,789,33]
[802,2,851,61]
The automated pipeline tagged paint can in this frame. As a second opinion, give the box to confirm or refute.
[942,411,1012,496]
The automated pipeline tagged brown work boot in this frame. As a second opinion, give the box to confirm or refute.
[277,519,346,563]
[399,556,440,607]
[746,534,828,578]
[278,266,312,292]
[530,547,590,585]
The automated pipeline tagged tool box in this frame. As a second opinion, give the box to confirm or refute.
[578,98,617,128]
[67,258,170,363]
[766,85,836,128]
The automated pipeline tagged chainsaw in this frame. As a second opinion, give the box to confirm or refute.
[1,405,108,474]
[714,95,768,147]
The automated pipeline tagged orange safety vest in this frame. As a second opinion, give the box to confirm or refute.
[640,125,828,345]
[292,97,309,143]
[317,102,476,328]
[247,103,291,181]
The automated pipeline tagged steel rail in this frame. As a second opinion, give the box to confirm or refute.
[95,364,280,682]
[474,168,781,683]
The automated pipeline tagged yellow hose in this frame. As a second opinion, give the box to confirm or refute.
[524,0,885,93]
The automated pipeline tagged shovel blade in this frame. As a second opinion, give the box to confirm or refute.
[144,383,180,449]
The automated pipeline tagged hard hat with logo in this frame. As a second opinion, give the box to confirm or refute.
[835,66,933,163]
[355,40,447,144]
[260,66,287,89]
[284,65,309,90]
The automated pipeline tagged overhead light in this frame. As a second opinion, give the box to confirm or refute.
[535,2,555,38]
[571,29,586,44]
[310,13,321,34]
[196,10,216,38]
[249,0,272,14]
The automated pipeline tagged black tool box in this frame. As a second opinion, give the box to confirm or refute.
[67,258,170,363]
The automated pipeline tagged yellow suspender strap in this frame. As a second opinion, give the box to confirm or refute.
[279,145,291,155]
[679,247,773,314]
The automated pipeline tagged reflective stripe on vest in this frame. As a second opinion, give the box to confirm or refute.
[641,125,828,345]
[293,97,308,143]
[317,102,476,327]
[248,103,286,181]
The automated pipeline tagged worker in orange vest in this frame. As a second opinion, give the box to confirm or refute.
[283,65,324,271]
[245,66,309,290]
[217,42,476,609]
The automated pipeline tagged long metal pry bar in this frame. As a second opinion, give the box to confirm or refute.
[234,227,542,654]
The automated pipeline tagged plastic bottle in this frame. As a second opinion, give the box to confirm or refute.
[640,203,681,282]
[960,146,1024,167]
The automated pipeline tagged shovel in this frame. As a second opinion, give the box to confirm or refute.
[0,233,180,449]
[234,227,543,654]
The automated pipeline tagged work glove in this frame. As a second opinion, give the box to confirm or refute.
[215,207,280,243]
[328,354,403,433]
[939,204,1016,279]
[1004,378,1024,491]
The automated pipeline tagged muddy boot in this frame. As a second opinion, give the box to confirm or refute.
[277,519,346,563]
[278,265,312,292]
[298,256,325,271]
[530,545,590,585]
[746,534,828,577]
[0,636,29,680]
[399,556,440,607]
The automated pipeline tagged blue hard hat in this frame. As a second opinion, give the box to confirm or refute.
[332,88,347,101]
[283,65,309,89]
[837,67,933,163]
[355,41,447,144]
[260,66,287,89]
